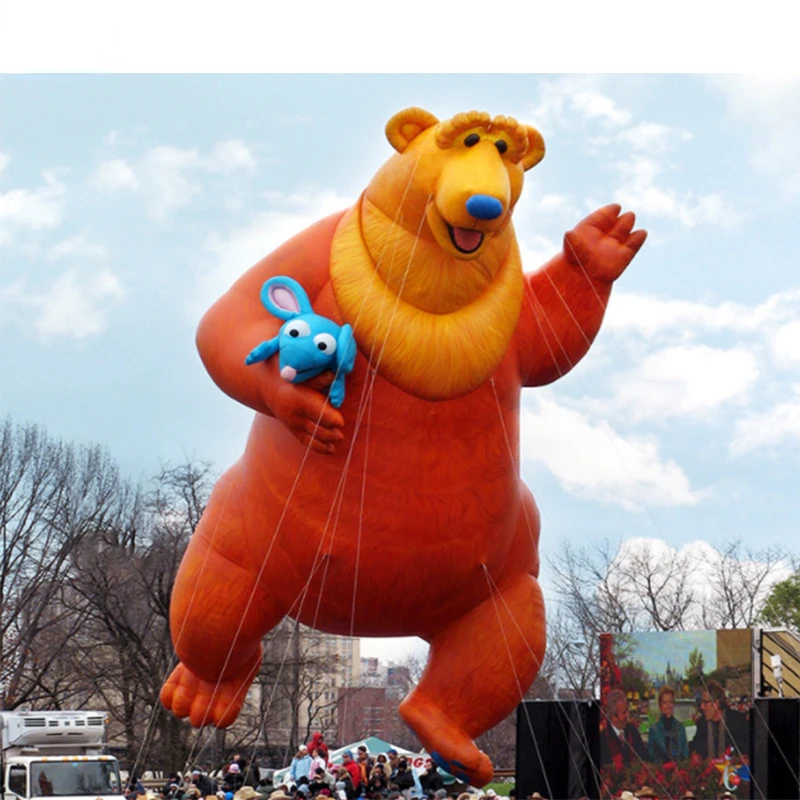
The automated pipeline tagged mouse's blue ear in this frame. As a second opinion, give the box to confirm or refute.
[337,324,357,375]
[260,276,314,321]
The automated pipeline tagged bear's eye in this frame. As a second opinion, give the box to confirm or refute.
[464,133,480,147]
[314,333,337,354]
[285,320,311,338]
[495,139,508,154]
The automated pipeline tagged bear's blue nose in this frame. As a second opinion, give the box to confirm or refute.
[465,194,503,220]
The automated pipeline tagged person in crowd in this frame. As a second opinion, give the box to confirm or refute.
[309,750,327,779]
[690,679,749,759]
[356,747,373,787]
[191,769,218,797]
[224,765,245,794]
[308,733,329,763]
[256,773,274,798]
[600,689,647,767]
[634,787,658,800]
[223,761,244,794]
[418,761,443,795]
[647,685,689,763]
[334,768,355,800]
[308,768,331,796]
[366,764,389,794]
[340,752,362,795]
[126,772,146,799]
[385,750,400,780]
[165,784,183,800]
[392,760,414,795]
[373,754,392,781]
[290,747,313,787]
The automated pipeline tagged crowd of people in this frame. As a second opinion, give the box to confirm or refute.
[286,738,448,800]
[125,739,483,800]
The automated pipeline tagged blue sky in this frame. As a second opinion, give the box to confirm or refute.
[2,72,799,660]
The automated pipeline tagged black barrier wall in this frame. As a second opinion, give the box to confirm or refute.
[751,698,800,800]
[516,700,601,800]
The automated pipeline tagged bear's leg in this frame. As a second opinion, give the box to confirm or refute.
[399,571,545,786]
[160,466,288,728]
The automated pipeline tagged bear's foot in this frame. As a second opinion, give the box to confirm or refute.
[399,690,493,787]
[160,660,259,728]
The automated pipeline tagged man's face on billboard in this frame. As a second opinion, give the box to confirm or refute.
[612,699,628,726]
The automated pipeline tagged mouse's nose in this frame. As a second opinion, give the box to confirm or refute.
[465,194,504,220]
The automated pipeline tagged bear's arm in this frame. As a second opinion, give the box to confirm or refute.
[196,211,346,415]
[515,252,612,387]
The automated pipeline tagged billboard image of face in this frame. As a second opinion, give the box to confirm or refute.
[599,630,752,798]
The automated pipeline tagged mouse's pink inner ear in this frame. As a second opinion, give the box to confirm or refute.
[269,285,301,313]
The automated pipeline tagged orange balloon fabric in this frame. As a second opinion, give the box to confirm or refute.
[160,107,647,786]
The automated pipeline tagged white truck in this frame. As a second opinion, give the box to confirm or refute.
[1,711,124,800]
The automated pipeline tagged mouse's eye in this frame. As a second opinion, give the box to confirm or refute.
[314,333,337,354]
[285,320,311,338]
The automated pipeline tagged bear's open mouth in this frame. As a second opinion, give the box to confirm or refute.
[448,224,484,254]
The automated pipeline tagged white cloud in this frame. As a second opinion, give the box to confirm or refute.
[193,188,354,317]
[611,122,692,152]
[520,395,702,510]
[599,345,759,421]
[1,268,124,340]
[532,76,632,131]
[208,139,257,173]
[730,386,800,455]
[0,171,65,241]
[139,146,201,221]
[89,158,139,192]
[87,139,257,221]
[519,234,561,273]
[47,232,107,262]
[714,75,800,196]
[613,156,742,228]
[770,320,800,369]
[605,288,800,340]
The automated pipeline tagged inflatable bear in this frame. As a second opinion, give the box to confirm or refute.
[161,107,647,785]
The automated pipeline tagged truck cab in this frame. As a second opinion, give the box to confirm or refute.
[1,711,124,800]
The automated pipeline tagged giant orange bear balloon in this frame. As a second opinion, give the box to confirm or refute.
[161,108,646,785]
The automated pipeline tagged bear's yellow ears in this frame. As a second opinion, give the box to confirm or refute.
[385,107,439,153]
[385,107,545,171]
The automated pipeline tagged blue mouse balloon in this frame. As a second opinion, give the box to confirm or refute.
[244,276,357,409]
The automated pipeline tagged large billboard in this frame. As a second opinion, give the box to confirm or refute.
[599,630,752,798]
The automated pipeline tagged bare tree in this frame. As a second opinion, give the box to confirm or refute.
[702,540,789,629]
[0,418,131,709]
[66,458,216,772]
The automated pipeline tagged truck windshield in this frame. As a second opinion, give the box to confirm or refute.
[30,761,120,797]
